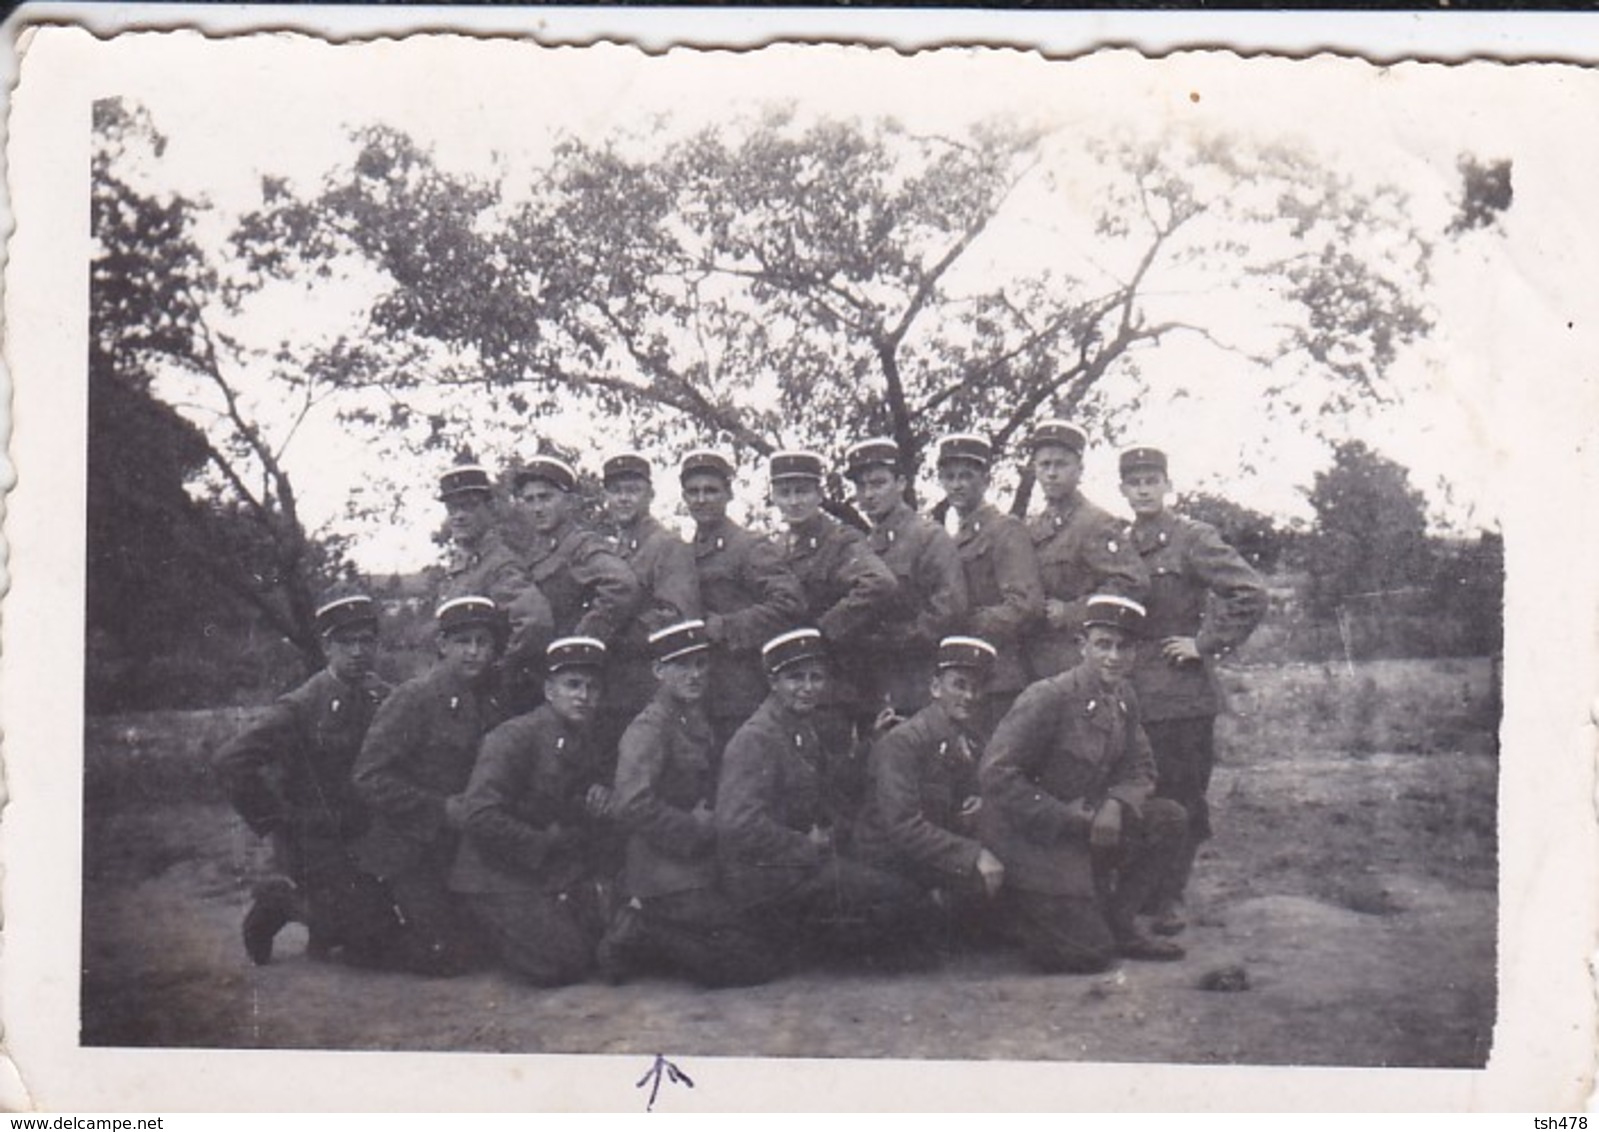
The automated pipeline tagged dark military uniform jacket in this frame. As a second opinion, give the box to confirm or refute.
[449,705,610,896]
[854,702,985,885]
[782,512,898,647]
[612,693,719,899]
[606,515,703,714]
[352,663,505,879]
[953,503,1045,695]
[1130,511,1267,722]
[864,500,968,655]
[438,530,555,667]
[978,664,1156,896]
[1023,491,1148,680]
[715,696,857,906]
[525,517,642,643]
[692,517,806,723]
[214,667,388,844]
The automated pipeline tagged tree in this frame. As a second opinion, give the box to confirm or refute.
[92,97,344,676]
[1300,440,1434,619]
[235,112,1435,512]
[1177,491,1287,573]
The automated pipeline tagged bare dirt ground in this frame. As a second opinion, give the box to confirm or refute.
[80,658,1497,1067]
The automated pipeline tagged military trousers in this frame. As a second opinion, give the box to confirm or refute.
[465,883,606,987]
[269,828,390,958]
[735,854,928,958]
[1144,716,1216,908]
[619,888,780,988]
[1006,797,1187,973]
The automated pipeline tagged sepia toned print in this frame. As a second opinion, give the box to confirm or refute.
[5,10,1596,1112]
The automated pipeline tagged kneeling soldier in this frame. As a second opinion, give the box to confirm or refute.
[599,620,778,987]
[854,637,1007,943]
[716,628,926,962]
[450,637,617,987]
[979,596,1188,973]
[214,592,391,965]
[350,596,509,975]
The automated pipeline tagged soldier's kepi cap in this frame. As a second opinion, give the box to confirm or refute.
[513,455,578,493]
[1083,594,1148,636]
[1119,445,1169,478]
[649,619,711,664]
[936,433,993,469]
[844,437,901,480]
[438,464,493,502]
[679,449,735,484]
[315,593,379,638]
[435,595,508,638]
[761,627,828,676]
[769,450,826,483]
[1027,419,1087,456]
[936,635,998,675]
[547,636,607,673]
[602,451,652,486]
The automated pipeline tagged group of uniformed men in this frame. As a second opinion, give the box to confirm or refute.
[215,423,1268,986]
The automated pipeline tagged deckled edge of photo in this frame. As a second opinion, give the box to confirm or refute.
[3,4,1597,1114]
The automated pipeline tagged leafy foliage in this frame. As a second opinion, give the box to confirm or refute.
[1300,440,1435,618]
[91,97,348,695]
[1177,491,1288,573]
[236,113,1436,502]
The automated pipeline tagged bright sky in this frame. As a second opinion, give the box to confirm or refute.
[74,29,1579,572]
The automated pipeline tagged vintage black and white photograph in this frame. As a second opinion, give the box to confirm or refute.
[4,8,1596,1112]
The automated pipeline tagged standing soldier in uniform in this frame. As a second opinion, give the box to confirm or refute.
[214,592,391,965]
[979,596,1188,972]
[511,454,641,709]
[716,629,927,963]
[435,463,554,689]
[449,637,618,987]
[596,451,702,769]
[1021,421,1148,680]
[1119,445,1268,935]
[936,433,1045,732]
[679,449,807,752]
[769,449,899,756]
[844,437,968,717]
[350,596,509,975]
[853,636,1007,945]
[599,620,778,987]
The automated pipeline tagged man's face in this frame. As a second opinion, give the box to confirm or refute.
[771,477,824,527]
[545,668,602,726]
[938,460,989,515]
[444,493,493,547]
[681,472,731,527]
[1120,469,1171,518]
[853,466,905,524]
[1082,625,1136,689]
[1032,445,1083,504]
[770,659,827,716]
[604,476,652,528]
[325,626,379,684]
[930,667,985,726]
[439,625,500,682]
[517,479,571,535]
[655,651,711,704]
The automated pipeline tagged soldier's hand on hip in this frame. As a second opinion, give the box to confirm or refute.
[691,798,714,827]
[1089,798,1124,849]
[975,847,1006,897]
[872,705,904,735]
[1162,636,1202,665]
[442,794,471,832]
[1044,598,1074,630]
[585,783,614,819]
[807,823,833,850]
